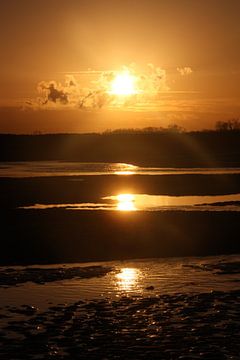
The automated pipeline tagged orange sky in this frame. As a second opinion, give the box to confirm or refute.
[0,0,240,133]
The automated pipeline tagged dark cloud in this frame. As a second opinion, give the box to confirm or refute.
[40,83,68,105]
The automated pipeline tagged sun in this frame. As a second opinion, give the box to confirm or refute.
[109,71,138,96]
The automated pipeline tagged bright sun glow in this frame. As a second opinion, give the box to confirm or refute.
[109,71,138,96]
[117,194,136,211]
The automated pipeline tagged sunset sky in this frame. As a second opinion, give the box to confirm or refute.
[0,0,240,133]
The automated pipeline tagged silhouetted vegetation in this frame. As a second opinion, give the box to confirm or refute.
[103,124,186,134]
[103,121,240,135]
[215,119,240,132]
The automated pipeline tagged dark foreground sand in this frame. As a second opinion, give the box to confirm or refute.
[1,209,240,265]
[1,290,240,359]
[0,266,113,287]
[1,259,240,359]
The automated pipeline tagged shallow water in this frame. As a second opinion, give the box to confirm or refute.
[3,161,240,211]
[1,163,240,358]
[1,255,240,310]
[1,161,240,177]
[1,255,240,358]
[20,193,240,212]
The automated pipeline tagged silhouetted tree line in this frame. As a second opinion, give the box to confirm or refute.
[215,119,240,132]
[103,124,185,135]
[102,120,240,135]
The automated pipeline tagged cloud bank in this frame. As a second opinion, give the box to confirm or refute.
[29,64,170,111]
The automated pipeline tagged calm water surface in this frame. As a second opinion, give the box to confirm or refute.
[4,161,239,211]
[1,161,240,177]
[0,255,240,310]
[20,193,240,212]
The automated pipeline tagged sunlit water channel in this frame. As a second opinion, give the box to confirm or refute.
[0,255,239,310]
[1,161,240,177]
[20,193,240,211]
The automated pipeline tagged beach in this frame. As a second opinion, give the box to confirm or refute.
[0,256,240,359]
[1,162,240,359]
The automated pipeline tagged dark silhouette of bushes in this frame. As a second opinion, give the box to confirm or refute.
[215,119,240,132]
[103,124,185,135]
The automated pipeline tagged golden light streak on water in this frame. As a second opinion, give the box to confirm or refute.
[115,268,141,291]
[114,171,136,175]
[116,194,137,211]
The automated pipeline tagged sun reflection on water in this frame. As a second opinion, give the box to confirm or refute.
[113,163,138,176]
[114,171,136,175]
[115,268,141,291]
[116,194,136,211]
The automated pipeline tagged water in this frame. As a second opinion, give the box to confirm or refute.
[20,193,240,212]
[1,255,240,359]
[1,162,239,358]
[2,161,238,212]
[1,161,240,177]
[0,255,240,310]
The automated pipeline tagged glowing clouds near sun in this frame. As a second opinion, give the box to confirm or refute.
[28,64,171,110]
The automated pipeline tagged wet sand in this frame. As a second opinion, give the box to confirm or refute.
[1,170,240,358]
[0,266,113,287]
[1,135,240,358]
[1,257,240,359]
[1,289,239,359]
[1,209,240,265]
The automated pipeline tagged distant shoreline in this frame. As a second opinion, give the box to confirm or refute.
[0,130,240,167]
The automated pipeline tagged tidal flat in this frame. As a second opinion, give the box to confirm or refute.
[0,256,240,359]
[1,163,240,358]
[1,169,240,264]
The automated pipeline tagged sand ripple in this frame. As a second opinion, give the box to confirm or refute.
[1,290,239,359]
